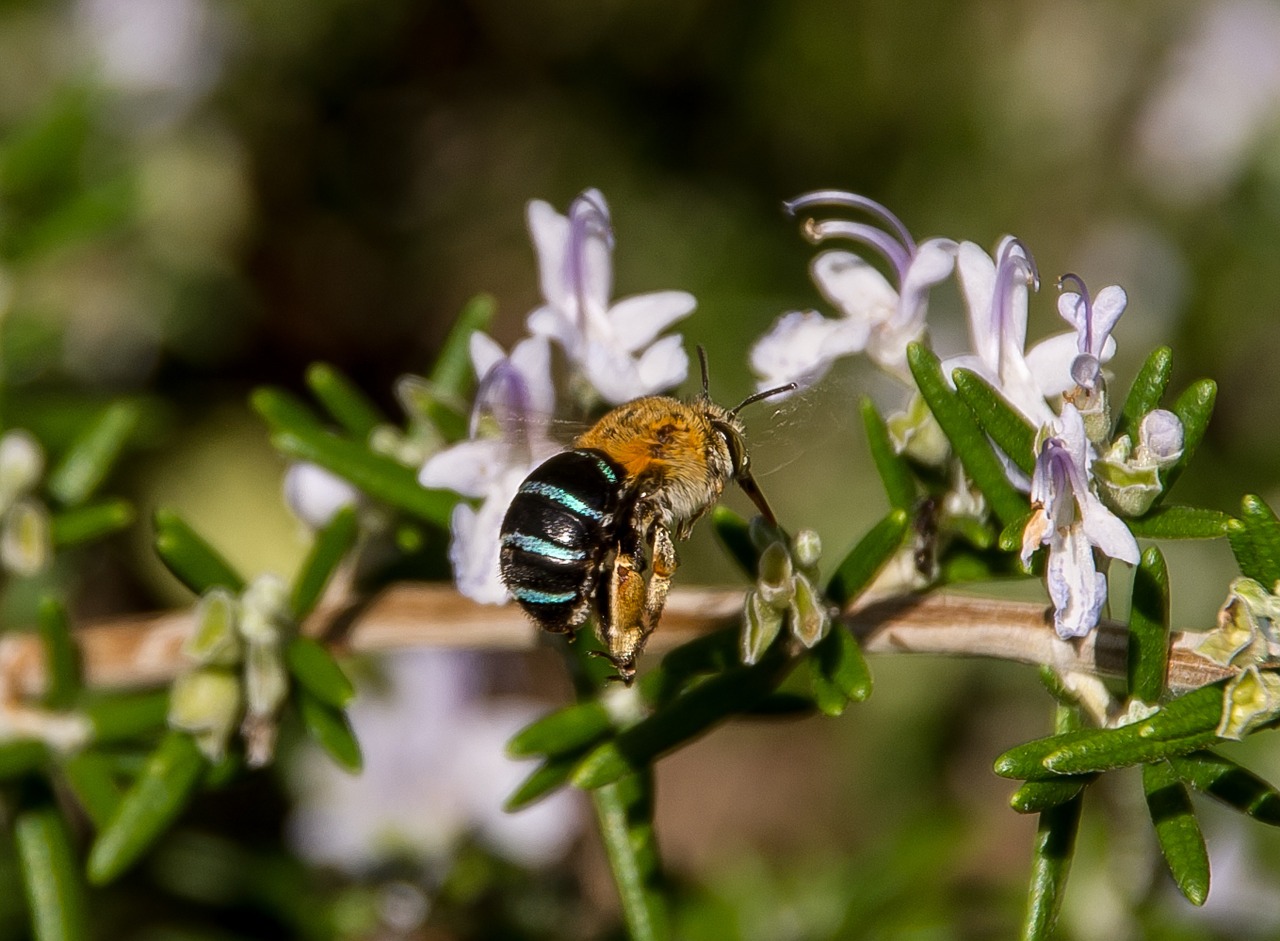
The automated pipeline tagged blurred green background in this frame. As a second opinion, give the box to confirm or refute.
[3,0,1280,938]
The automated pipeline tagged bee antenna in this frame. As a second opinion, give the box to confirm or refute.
[697,345,710,397]
[730,382,797,417]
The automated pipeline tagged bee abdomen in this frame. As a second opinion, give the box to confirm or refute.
[500,449,626,633]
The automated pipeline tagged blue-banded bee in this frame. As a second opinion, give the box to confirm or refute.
[499,350,793,682]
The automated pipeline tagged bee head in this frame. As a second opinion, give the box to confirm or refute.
[696,346,795,526]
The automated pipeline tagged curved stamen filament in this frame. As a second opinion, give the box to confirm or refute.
[784,190,917,253]
[802,218,912,282]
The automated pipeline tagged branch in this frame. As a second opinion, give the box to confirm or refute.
[0,585,1230,701]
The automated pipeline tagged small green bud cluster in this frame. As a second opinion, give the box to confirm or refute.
[741,522,831,664]
[168,575,295,765]
[0,431,51,576]
[1195,578,1280,739]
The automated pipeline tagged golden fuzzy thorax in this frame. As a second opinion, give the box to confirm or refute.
[574,395,737,533]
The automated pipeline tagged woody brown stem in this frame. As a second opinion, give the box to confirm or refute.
[0,585,1229,702]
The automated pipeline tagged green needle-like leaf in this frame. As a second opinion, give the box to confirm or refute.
[825,508,910,609]
[860,398,917,510]
[952,367,1037,476]
[1169,751,1280,826]
[996,682,1226,780]
[1129,546,1170,705]
[1126,506,1230,540]
[430,294,496,400]
[49,500,134,548]
[46,401,139,507]
[572,658,786,790]
[87,730,208,885]
[1143,760,1210,906]
[269,427,455,527]
[907,343,1027,527]
[639,628,740,707]
[59,751,123,830]
[153,509,245,595]
[593,772,671,941]
[296,689,362,773]
[1163,378,1216,496]
[305,363,386,440]
[1020,793,1083,941]
[505,753,582,811]
[1228,495,1280,587]
[1010,776,1094,815]
[508,701,614,758]
[250,387,328,437]
[710,506,757,577]
[1117,346,1173,439]
[83,690,170,744]
[809,626,872,716]
[289,505,359,621]
[37,597,79,709]
[285,638,355,710]
[998,510,1037,552]
[16,798,89,941]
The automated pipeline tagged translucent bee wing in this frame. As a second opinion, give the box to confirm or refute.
[739,360,863,478]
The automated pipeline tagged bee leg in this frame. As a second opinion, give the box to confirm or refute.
[601,543,648,685]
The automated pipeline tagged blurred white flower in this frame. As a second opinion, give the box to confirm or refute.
[75,0,226,123]
[752,190,957,392]
[1021,403,1139,638]
[526,188,695,405]
[1134,0,1280,204]
[283,462,361,530]
[419,333,558,604]
[288,651,582,872]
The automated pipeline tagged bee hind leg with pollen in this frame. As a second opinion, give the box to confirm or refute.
[597,507,678,683]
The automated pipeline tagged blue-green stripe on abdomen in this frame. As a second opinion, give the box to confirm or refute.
[511,586,578,605]
[501,531,588,562]
[518,480,606,520]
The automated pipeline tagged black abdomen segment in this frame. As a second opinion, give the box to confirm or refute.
[499,449,625,633]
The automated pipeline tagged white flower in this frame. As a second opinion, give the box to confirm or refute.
[752,190,957,391]
[419,332,558,604]
[943,237,1063,428]
[287,651,583,872]
[526,189,695,405]
[1021,403,1140,638]
[1056,275,1125,390]
[283,462,361,529]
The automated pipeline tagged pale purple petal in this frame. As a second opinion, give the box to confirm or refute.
[955,241,998,369]
[581,341,646,405]
[526,305,574,349]
[896,237,958,328]
[526,200,572,313]
[1047,525,1108,638]
[810,251,899,325]
[1079,493,1141,564]
[419,439,507,498]
[1090,285,1128,345]
[469,331,506,385]
[1024,332,1081,397]
[1139,409,1185,463]
[506,335,555,419]
[751,310,868,393]
[448,501,507,605]
[633,334,689,395]
[606,291,697,353]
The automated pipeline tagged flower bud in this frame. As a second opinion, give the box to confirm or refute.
[284,463,360,529]
[168,667,243,761]
[238,574,292,644]
[0,431,43,508]
[788,574,830,648]
[1,498,50,576]
[741,590,784,665]
[244,640,289,719]
[186,588,243,667]
[1135,409,1184,469]
[756,542,794,608]
[792,530,822,570]
[1218,665,1280,740]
